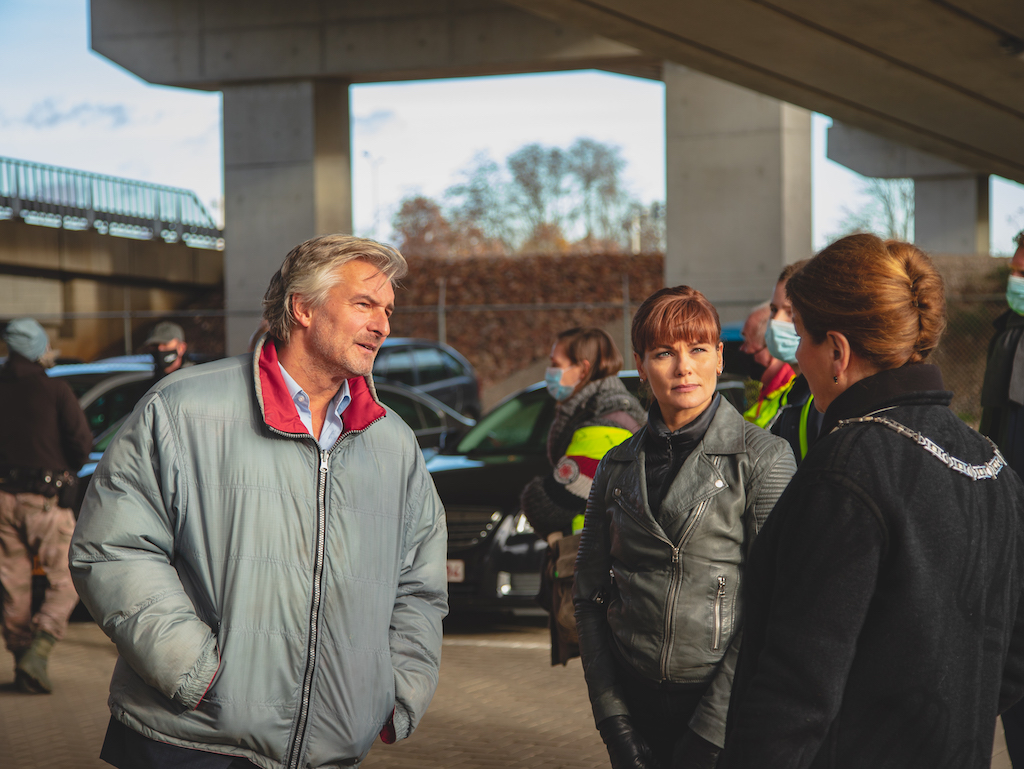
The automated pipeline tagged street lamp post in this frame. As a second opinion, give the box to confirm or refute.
[363,150,384,240]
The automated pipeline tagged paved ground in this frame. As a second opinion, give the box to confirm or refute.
[0,615,1013,768]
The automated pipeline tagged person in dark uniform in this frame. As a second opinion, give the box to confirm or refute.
[0,318,92,693]
[144,321,191,381]
[980,228,1024,766]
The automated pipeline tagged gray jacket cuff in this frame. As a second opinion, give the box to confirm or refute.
[392,701,412,740]
[172,643,220,710]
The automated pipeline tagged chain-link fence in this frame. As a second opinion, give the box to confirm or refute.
[931,295,1004,428]
[13,294,1008,428]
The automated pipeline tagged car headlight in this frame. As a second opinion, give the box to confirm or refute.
[513,512,534,535]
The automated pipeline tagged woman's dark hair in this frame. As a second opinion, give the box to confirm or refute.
[631,286,721,359]
[786,233,946,369]
[555,327,623,388]
[777,259,808,285]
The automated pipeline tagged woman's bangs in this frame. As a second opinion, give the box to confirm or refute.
[649,301,719,349]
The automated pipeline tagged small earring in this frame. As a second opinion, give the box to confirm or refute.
[833,375,838,384]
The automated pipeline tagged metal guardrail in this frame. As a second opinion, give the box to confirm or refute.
[0,156,223,250]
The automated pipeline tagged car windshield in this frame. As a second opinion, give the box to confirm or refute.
[455,387,553,456]
[56,372,121,399]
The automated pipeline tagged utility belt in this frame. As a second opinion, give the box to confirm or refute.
[0,467,79,508]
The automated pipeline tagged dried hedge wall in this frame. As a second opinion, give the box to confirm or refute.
[389,253,664,389]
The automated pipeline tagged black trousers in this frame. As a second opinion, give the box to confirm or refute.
[100,717,258,769]
[613,651,712,766]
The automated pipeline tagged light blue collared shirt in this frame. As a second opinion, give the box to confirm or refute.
[278,363,352,450]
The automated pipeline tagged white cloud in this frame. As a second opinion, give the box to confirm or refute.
[22,100,131,130]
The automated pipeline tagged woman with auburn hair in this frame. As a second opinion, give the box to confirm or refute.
[721,234,1024,769]
[574,286,796,769]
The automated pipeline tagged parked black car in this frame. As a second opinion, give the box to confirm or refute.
[428,371,747,612]
[48,357,476,511]
[373,338,481,419]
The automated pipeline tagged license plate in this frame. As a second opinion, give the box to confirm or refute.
[446,559,465,583]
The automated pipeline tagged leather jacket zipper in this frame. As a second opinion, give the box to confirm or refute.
[712,575,727,651]
[287,449,331,769]
[658,494,712,680]
[659,545,683,680]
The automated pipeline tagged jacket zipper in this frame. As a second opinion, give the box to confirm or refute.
[659,545,683,680]
[287,449,331,769]
[658,494,712,680]
[712,575,727,651]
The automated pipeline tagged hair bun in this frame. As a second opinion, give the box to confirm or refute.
[786,234,946,369]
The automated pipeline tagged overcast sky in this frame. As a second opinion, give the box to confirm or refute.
[2,0,1022,254]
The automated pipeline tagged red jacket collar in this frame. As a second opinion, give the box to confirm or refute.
[761,362,796,399]
[256,337,386,438]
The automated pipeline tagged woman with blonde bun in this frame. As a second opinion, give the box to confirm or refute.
[722,234,1024,769]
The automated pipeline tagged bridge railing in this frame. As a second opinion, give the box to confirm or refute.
[0,156,223,250]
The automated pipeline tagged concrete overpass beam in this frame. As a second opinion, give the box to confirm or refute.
[827,122,990,254]
[222,79,353,355]
[664,62,811,322]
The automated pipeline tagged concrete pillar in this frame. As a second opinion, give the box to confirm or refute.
[664,62,812,322]
[914,175,989,255]
[827,122,990,254]
[223,79,353,355]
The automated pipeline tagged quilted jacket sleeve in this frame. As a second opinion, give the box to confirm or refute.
[388,446,449,740]
[69,392,219,710]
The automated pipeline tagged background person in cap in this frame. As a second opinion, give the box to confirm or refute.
[0,318,92,694]
[144,321,191,380]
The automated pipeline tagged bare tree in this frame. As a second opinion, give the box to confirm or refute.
[445,152,515,253]
[392,196,452,257]
[832,177,915,242]
[393,138,664,257]
[507,143,568,236]
[565,138,626,244]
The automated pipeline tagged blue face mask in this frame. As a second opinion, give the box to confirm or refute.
[545,367,575,401]
[1008,275,1024,316]
[765,319,800,365]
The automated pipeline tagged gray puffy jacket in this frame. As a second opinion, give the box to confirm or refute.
[574,400,795,747]
[70,339,448,769]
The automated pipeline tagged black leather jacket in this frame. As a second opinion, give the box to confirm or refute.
[574,399,796,747]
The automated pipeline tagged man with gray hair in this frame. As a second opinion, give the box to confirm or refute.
[72,235,449,769]
[0,318,92,694]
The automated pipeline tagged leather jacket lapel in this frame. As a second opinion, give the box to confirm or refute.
[607,446,670,541]
[659,451,727,545]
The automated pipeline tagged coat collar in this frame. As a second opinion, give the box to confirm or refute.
[819,363,950,436]
[606,396,747,463]
[605,399,744,543]
[253,335,386,439]
[0,351,46,380]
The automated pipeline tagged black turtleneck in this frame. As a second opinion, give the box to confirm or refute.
[818,363,949,436]
[644,393,720,520]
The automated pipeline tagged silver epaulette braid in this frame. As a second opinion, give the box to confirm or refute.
[835,415,1006,481]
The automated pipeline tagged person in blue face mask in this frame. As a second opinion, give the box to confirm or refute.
[761,262,824,465]
[521,327,646,666]
[980,230,1024,768]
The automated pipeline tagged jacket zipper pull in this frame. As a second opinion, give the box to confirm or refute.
[712,575,727,651]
